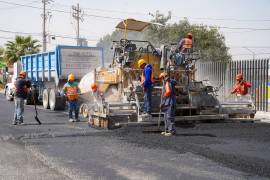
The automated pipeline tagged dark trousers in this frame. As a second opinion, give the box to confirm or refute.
[164,103,176,133]
[68,100,79,119]
[143,87,152,114]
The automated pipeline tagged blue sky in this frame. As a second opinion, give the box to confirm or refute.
[0,0,269,59]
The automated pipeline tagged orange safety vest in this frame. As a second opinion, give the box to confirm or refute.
[66,86,79,101]
[231,81,251,95]
[181,38,193,52]
[163,81,172,97]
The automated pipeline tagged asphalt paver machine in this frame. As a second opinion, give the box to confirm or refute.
[87,19,255,129]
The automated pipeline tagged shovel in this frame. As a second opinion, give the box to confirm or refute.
[33,86,41,125]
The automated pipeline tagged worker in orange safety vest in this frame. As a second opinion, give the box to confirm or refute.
[175,32,193,65]
[231,73,251,96]
[159,72,177,136]
[63,73,81,122]
[178,32,193,53]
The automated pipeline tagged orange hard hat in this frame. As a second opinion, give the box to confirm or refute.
[187,32,192,38]
[19,71,26,78]
[236,73,243,80]
[159,72,167,80]
[91,83,97,91]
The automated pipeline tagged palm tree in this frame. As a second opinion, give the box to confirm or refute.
[4,35,41,65]
[0,47,5,68]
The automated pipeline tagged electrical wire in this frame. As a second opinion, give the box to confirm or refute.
[53,2,270,22]
[0,0,122,20]
[1,0,270,26]
[0,28,99,42]
[0,0,39,10]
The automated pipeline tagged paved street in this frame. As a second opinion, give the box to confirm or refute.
[0,93,270,180]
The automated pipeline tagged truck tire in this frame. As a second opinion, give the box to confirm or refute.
[80,103,89,118]
[49,90,65,111]
[24,92,33,105]
[43,89,50,109]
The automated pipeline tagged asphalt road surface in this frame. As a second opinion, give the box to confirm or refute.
[0,93,270,180]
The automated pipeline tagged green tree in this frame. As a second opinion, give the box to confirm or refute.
[0,47,5,68]
[97,12,231,62]
[4,35,41,65]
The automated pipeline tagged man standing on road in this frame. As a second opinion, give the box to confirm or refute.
[13,71,30,125]
[63,73,81,122]
[138,58,154,115]
[159,72,177,136]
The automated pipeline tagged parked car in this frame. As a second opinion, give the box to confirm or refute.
[4,78,15,101]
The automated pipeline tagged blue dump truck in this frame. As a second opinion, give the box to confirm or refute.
[21,45,104,110]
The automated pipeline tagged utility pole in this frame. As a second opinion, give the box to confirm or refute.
[41,0,52,52]
[72,3,83,46]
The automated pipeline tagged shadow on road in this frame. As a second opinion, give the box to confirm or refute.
[176,133,217,137]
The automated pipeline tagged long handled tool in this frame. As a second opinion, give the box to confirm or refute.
[158,81,165,130]
[33,86,42,125]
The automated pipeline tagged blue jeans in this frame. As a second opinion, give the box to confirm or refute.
[164,103,176,133]
[14,97,24,123]
[143,87,152,114]
[68,100,79,119]
[175,53,183,65]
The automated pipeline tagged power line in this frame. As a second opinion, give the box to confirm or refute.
[172,15,270,22]
[0,0,39,10]
[53,2,270,23]
[0,29,40,36]
[230,46,270,49]
[0,28,99,42]
[0,0,122,20]
[0,0,270,26]
[231,53,270,56]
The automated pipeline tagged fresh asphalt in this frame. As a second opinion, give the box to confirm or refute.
[0,93,270,180]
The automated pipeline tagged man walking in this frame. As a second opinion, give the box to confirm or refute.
[159,72,177,136]
[63,73,81,122]
[13,71,30,125]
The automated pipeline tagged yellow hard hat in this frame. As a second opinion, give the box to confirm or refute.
[137,59,146,68]
[68,73,75,81]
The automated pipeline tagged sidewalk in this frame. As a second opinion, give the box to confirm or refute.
[255,111,270,123]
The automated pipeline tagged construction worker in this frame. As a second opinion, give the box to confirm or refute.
[138,58,154,115]
[175,32,193,65]
[159,72,177,136]
[231,73,251,96]
[90,82,104,103]
[63,73,81,122]
[13,71,31,125]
